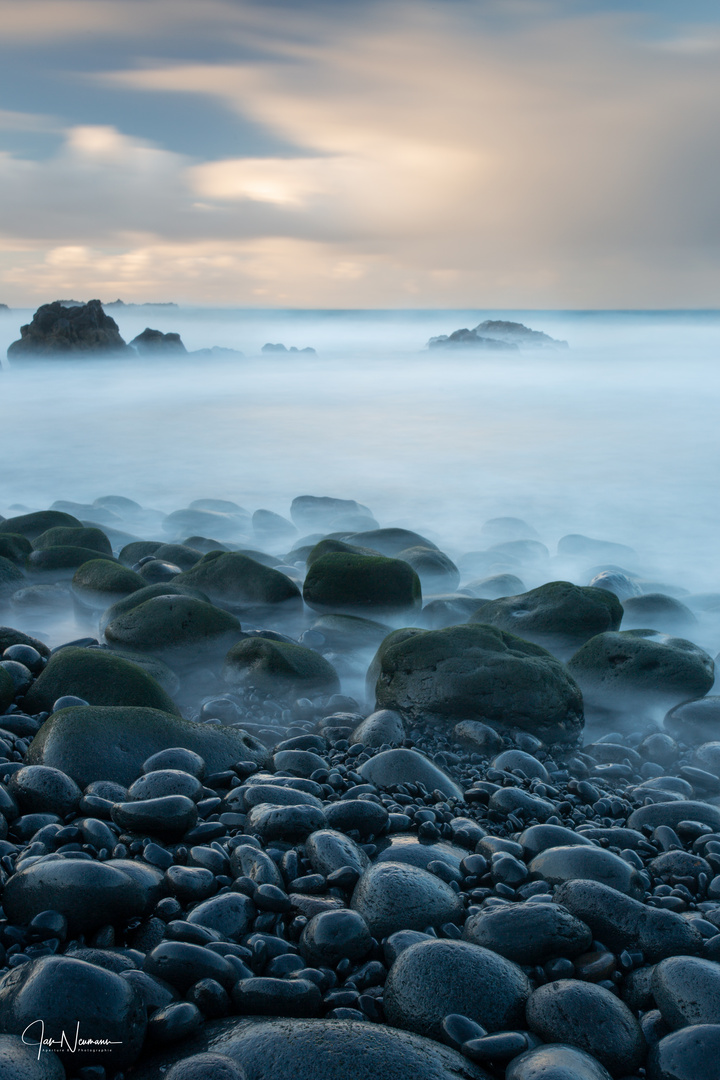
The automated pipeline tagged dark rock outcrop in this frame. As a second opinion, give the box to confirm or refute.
[7,300,130,359]
[130,328,187,355]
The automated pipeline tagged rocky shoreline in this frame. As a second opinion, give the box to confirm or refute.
[0,496,719,1079]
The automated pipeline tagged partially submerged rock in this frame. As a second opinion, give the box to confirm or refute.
[7,300,131,359]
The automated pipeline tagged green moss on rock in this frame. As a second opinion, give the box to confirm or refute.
[224,637,340,698]
[303,552,422,615]
[23,646,180,714]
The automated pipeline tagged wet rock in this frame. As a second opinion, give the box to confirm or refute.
[0,510,83,541]
[0,535,33,565]
[453,721,504,755]
[303,552,422,616]
[471,582,622,656]
[305,828,371,876]
[27,705,269,787]
[246,802,326,841]
[622,593,698,635]
[175,552,301,615]
[0,956,145,1070]
[492,749,549,780]
[106,595,242,664]
[300,909,373,966]
[224,638,339,699]
[371,624,584,744]
[665,697,720,744]
[7,299,131,358]
[33,524,112,555]
[71,558,146,609]
[165,1052,247,1080]
[627,800,720,832]
[0,556,25,602]
[8,765,81,816]
[374,835,466,878]
[526,979,644,1076]
[0,1033,65,1080]
[310,613,392,653]
[489,787,556,822]
[129,768,204,802]
[518,825,594,860]
[463,901,592,964]
[384,938,530,1038]
[99,581,212,634]
[554,880,704,962]
[359,748,464,800]
[0,666,14,712]
[568,631,714,721]
[351,861,464,937]
[529,845,645,898]
[232,977,321,1017]
[144,942,237,992]
[26,545,117,577]
[131,327,187,354]
[112,794,199,838]
[187,892,256,939]
[2,857,147,934]
[646,1024,720,1080]
[652,956,720,1029]
[507,1044,612,1079]
[352,709,406,747]
[23,646,180,714]
[324,799,389,837]
[398,546,460,593]
[230,843,286,886]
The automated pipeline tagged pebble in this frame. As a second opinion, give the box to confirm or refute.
[463,901,592,964]
[306,828,371,876]
[528,844,645,897]
[506,1044,613,1080]
[652,956,720,1029]
[299,910,373,966]
[359,748,464,800]
[111,794,199,838]
[351,861,464,937]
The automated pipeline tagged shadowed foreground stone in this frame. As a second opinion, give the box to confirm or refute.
[23,646,180,714]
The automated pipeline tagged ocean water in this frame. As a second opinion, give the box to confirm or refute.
[1,306,720,604]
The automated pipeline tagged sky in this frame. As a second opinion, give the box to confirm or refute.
[0,0,719,308]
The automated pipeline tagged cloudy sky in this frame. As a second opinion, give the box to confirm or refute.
[1,0,719,307]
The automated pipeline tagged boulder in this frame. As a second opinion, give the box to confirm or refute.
[428,328,518,350]
[0,510,83,541]
[568,630,714,721]
[23,646,180,714]
[470,582,622,656]
[223,638,339,699]
[290,496,374,532]
[32,525,112,555]
[348,528,439,557]
[0,556,24,599]
[26,546,118,577]
[99,582,212,634]
[26,705,269,787]
[7,300,131,358]
[130,328,187,355]
[371,624,584,744]
[71,558,146,609]
[105,595,242,664]
[0,535,32,565]
[398,546,460,593]
[175,552,301,614]
[303,552,422,616]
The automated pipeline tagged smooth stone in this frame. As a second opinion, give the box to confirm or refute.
[105,595,242,663]
[492,750,549,781]
[111,795,199,838]
[529,846,645,898]
[273,749,328,777]
[463,902,592,964]
[103,858,166,914]
[224,638,339,699]
[453,721,504,755]
[147,1001,204,1045]
[166,1053,247,1080]
[8,765,81,816]
[129,770,204,803]
[666,698,720,744]
[351,861,464,937]
[99,582,213,635]
[303,552,422,616]
[186,893,257,940]
[0,1034,66,1080]
[0,510,83,541]
[652,956,720,1029]
[526,979,645,1076]
[506,1044,612,1080]
[143,942,238,991]
[373,835,466,880]
[23,646,180,714]
[351,709,406,747]
[165,865,217,902]
[2,858,146,934]
[518,825,594,860]
[554,880,704,962]
[627,801,720,832]
[71,558,146,608]
[27,706,269,788]
[299,910,373,966]
[245,803,326,841]
[324,799,389,837]
[175,552,302,614]
[646,1024,720,1080]
[130,1016,493,1080]
[229,843,286,887]
[489,787,556,821]
[231,978,322,1017]
[359,749,464,801]
[238,784,323,810]
[305,829,371,877]
[384,938,530,1038]
[143,747,206,777]
[0,956,146,1071]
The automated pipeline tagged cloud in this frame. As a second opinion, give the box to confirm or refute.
[1,1,720,305]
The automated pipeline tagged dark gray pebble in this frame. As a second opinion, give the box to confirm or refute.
[351,861,464,937]
[463,901,592,965]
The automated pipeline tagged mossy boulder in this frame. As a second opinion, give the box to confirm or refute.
[311,613,393,652]
[371,623,584,744]
[303,553,422,616]
[397,546,460,593]
[32,526,112,556]
[0,626,51,658]
[26,705,269,787]
[0,556,25,599]
[0,510,83,541]
[568,630,714,722]
[306,538,380,568]
[0,666,15,712]
[290,495,373,531]
[175,552,302,614]
[470,581,623,657]
[99,582,212,635]
[0,535,32,566]
[162,508,250,542]
[348,528,438,557]
[71,559,146,609]
[23,646,180,715]
[152,543,203,571]
[118,540,162,567]
[105,595,242,664]
[27,546,118,578]
[224,638,340,699]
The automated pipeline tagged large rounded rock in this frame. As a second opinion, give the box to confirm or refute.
[622,593,698,635]
[0,556,25,599]
[371,624,584,744]
[665,697,720,744]
[99,581,212,634]
[33,525,112,555]
[359,748,464,800]
[0,626,50,659]
[305,829,371,876]
[175,552,301,614]
[646,1025,720,1080]
[105,595,242,663]
[384,938,530,1038]
[525,980,645,1076]
[0,665,14,713]
[26,546,118,577]
[554,880,704,962]
[529,845,645,898]
[506,1044,612,1080]
[351,861,464,937]
[291,495,374,531]
[0,1034,65,1080]
[652,957,720,1029]
[351,709,405,746]
[8,765,82,816]
[373,835,466,878]
[26,705,269,788]
[471,582,622,657]
[2,858,147,934]
[0,956,145,1071]
[349,528,439,556]
[131,1016,491,1080]
[223,638,339,698]
[300,909,373,966]
[398,546,460,593]
[627,800,720,832]
[23,646,180,714]
[463,901,592,964]
[71,558,146,608]
[0,535,33,566]
[0,510,83,541]
[568,630,714,721]
[303,552,422,616]
[310,613,392,653]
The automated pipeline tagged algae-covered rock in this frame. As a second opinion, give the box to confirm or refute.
[72,559,146,609]
[27,546,117,577]
[105,595,242,663]
[175,552,301,614]
[223,638,339,699]
[303,553,421,616]
[23,646,180,714]
[0,510,83,541]
[32,526,112,556]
